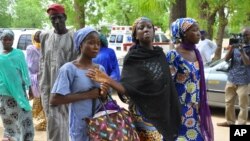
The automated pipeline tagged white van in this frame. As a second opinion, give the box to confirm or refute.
[108,26,170,58]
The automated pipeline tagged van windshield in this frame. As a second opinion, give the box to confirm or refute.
[116,35,123,43]
[109,35,116,43]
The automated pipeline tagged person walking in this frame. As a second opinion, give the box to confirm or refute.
[87,17,181,141]
[217,27,250,127]
[92,33,120,82]
[39,3,78,141]
[0,29,34,141]
[196,30,217,65]
[166,18,214,141]
[50,27,108,141]
[26,30,46,131]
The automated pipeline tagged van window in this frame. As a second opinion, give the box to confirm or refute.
[17,34,32,50]
[109,35,116,43]
[154,34,160,42]
[161,34,169,42]
[116,35,123,43]
[126,36,132,42]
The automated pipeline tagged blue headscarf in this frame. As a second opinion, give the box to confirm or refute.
[171,18,196,43]
[73,27,97,52]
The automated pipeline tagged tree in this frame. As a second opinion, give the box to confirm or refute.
[73,0,88,28]
[169,0,186,27]
[12,0,45,28]
[214,5,228,60]
[0,0,13,27]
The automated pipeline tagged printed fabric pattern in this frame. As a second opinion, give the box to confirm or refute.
[86,108,140,141]
[167,50,204,141]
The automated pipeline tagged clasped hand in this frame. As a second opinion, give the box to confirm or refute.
[87,68,110,95]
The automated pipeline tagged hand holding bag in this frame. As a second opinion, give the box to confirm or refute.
[85,94,140,141]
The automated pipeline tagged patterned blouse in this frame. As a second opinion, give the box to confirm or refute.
[167,50,204,141]
[166,50,200,105]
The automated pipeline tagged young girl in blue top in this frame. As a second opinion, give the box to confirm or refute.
[50,27,108,141]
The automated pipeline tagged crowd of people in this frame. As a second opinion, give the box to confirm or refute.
[0,2,250,141]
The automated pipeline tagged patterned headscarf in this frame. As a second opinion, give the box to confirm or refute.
[132,17,154,43]
[172,17,214,141]
[171,18,196,43]
[0,29,14,40]
[73,27,97,53]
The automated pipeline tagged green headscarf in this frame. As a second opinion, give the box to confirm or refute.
[99,33,108,47]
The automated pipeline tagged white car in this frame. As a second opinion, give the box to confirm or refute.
[205,59,250,110]
[12,29,38,57]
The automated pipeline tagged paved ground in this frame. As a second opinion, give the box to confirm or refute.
[1,94,248,141]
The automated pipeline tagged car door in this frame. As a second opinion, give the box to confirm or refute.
[205,59,228,107]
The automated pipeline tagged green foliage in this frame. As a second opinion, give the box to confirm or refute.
[227,0,250,33]
[100,0,170,31]
[11,0,46,28]
[5,0,250,35]
[0,0,13,27]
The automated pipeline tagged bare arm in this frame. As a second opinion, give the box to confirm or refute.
[50,88,107,106]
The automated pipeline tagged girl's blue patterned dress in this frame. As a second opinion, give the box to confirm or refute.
[166,50,204,141]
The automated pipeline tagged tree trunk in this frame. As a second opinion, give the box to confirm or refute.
[199,1,216,40]
[169,0,186,27]
[213,6,228,61]
[73,0,86,29]
[206,13,216,40]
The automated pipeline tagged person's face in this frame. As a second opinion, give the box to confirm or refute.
[242,29,250,44]
[184,23,200,44]
[1,36,14,50]
[135,20,155,44]
[34,31,41,43]
[200,33,206,40]
[49,13,66,32]
[80,32,100,58]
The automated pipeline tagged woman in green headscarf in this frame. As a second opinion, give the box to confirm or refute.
[0,29,34,141]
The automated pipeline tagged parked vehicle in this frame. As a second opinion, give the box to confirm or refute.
[108,26,170,58]
[12,29,38,57]
[205,58,250,109]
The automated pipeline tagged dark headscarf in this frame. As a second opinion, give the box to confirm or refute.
[99,33,108,47]
[171,18,214,141]
[131,17,155,44]
[120,17,181,140]
[200,30,206,35]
